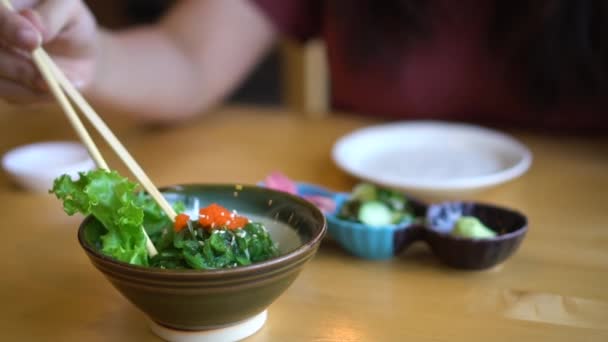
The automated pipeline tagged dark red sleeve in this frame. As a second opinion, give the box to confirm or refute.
[249,0,322,41]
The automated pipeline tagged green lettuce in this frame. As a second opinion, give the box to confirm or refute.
[51,169,278,270]
[50,169,162,266]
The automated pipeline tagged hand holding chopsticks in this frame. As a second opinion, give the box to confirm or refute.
[2,0,177,257]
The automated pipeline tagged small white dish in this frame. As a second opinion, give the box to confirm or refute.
[332,121,532,200]
[2,141,95,192]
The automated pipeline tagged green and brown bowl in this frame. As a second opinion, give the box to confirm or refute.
[77,184,326,331]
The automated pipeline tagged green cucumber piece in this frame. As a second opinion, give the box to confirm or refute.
[451,216,497,239]
[358,201,393,226]
[351,183,377,201]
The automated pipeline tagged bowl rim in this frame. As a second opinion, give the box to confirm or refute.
[77,183,327,278]
[424,201,529,242]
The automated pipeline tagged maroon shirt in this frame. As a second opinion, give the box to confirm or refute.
[252,0,606,134]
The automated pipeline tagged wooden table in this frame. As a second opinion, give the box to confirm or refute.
[0,105,606,341]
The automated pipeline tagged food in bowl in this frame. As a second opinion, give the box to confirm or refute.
[50,169,280,269]
[336,183,415,226]
[50,170,326,331]
[451,216,497,239]
[425,202,528,269]
[323,183,425,260]
[153,211,279,269]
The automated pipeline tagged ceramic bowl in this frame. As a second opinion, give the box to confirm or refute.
[425,201,528,269]
[78,184,326,331]
[2,141,95,192]
[325,192,427,260]
[277,180,528,269]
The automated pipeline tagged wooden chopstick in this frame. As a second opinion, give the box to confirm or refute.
[41,51,178,221]
[0,3,108,170]
[1,2,176,220]
[1,2,108,171]
[31,49,158,256]
[34,52,110,170]
[1,0,170,256]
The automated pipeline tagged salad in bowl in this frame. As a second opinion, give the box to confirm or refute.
[50,169,326,335]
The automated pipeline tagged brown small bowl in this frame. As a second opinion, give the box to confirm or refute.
[424,202,528,270]
[78,184,326,330]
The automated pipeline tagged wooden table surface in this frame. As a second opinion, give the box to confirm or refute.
[0,104,606,341]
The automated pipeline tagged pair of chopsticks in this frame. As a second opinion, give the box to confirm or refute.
[2,0,177,256]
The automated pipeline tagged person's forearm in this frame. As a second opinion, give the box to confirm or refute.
[86,28,204,121]
[84,0,276,122]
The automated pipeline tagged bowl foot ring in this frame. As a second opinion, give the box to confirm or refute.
[148,310,267,342]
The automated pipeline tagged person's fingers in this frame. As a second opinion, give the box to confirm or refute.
[31,0,80,43]
[0,78,49,104]
[19,8,43,33]
[0,47,38,87]
[0,5,40,51]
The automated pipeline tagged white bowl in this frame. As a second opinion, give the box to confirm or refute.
[2,141,95,192]
[332,121,532,200]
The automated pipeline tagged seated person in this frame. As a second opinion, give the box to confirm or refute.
[0,0,605,133]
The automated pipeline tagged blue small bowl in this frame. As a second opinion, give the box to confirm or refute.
[325,193,425,260]
[270,182,425,260]
[294,183,426,260]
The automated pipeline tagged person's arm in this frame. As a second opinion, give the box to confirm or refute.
[90,0,277,121]
[0,0,277,122]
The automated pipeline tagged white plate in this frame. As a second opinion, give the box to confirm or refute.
[2,141,95,193]
[332,121,532,200]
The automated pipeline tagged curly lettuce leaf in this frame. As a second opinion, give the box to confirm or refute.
[50,170,149,266]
